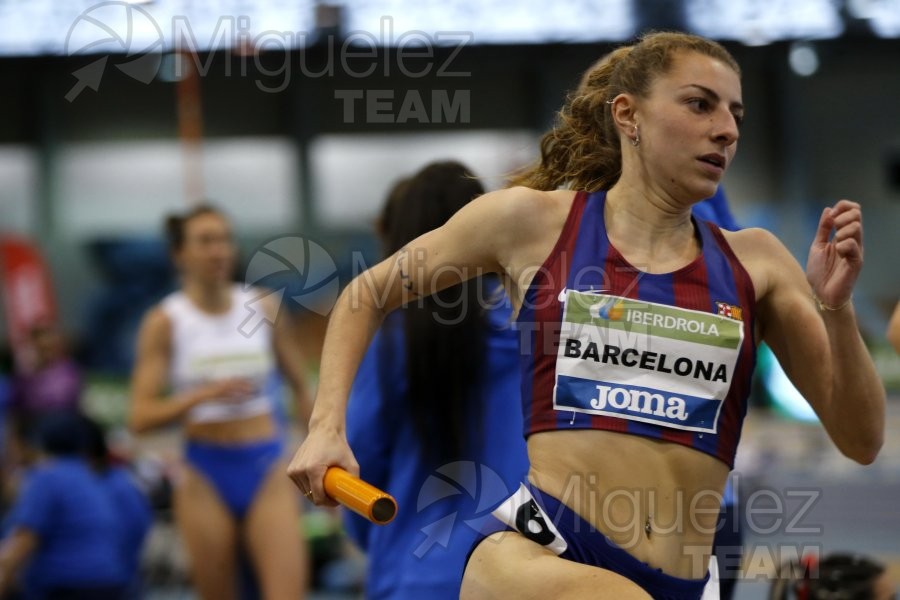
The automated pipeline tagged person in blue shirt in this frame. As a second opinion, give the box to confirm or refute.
[0,411,126,600]
[691,186,740,232]
[82,416,153,600]
[342,161,529,599]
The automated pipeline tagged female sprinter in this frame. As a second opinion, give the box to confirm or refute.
[288,32,885,599]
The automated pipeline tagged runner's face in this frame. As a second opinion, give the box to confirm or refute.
[177,213,236,284]
[635,51,743,203]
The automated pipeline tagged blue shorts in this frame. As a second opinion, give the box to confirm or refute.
[468,483,710,600]
[185,437,283,520]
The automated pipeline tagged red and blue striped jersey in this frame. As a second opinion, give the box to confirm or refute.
[517,191,757,467]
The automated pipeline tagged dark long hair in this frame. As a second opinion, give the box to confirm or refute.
[378,161,487,463]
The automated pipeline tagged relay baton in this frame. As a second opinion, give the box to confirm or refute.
[323,467,398,525]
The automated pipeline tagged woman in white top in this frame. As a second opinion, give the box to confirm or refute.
[129,204,311,600]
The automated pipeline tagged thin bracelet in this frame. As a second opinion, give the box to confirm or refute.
[813,293,852,312]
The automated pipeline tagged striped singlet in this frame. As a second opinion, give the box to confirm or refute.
[517,190,756,467]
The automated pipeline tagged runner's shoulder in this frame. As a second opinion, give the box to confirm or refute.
[468,186,575,239]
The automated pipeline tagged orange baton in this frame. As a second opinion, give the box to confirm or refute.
[323,467,398,525]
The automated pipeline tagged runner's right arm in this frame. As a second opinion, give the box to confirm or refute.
[287,186,543,503]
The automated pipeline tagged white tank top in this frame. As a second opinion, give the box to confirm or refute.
[162,285,275,424]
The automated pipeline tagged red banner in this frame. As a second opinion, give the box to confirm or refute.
[0,235,58,372]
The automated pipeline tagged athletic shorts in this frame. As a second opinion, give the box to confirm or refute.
[467,482,715,600]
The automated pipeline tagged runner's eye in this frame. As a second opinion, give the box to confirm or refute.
[688,97,710,113]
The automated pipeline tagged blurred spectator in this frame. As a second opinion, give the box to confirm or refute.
[128,204,310,599]
[770,552,897,600]
[343,161,529,599]
[82,239,176,375]
[82,416,153,600]
[9,322,82,420]
[0,412,126,599]
[1,417,42,519]
[887,301,900,354]
[0,374,11,509]
[0,375,9,429]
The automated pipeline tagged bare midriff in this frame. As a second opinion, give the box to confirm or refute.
[185,412,277,445]
[526,429,729,580]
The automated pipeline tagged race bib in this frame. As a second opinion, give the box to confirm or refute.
[491,484,568,555]
[554,291,744,433]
